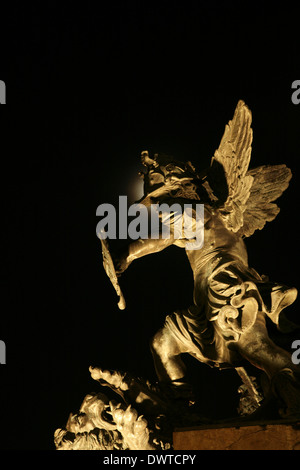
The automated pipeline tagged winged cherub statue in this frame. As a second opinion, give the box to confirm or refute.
[111,101,300,418]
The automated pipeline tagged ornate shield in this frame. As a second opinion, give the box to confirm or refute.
[99,232,126,310]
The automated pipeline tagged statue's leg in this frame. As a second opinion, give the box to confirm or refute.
[235,311,300,417]
[150,327,195,403]
[150,327,188,383]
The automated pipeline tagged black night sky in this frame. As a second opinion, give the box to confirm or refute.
[0,1,299,452]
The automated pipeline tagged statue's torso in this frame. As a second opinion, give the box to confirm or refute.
[185,208,248,282]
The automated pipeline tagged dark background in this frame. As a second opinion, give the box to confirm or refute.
[0,0,299,450]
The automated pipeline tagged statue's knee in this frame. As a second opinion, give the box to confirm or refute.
[150,327,181,358]
[150,329,164,355]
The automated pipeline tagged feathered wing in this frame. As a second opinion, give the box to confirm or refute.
[206,100,292,236]
[209,100,254,232]
[237,164,292,237]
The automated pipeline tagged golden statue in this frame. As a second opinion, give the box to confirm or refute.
[55,101,300,451]
[112,100,299,418]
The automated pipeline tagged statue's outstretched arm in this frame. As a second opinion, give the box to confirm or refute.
[114,236,175,275]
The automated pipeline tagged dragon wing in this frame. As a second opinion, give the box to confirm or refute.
[206,100,291,236]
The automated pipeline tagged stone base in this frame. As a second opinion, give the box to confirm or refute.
[173,420,300,450]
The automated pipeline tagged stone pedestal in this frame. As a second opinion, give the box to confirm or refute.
[173,420,300,450]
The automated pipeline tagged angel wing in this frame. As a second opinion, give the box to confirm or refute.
[237,164,291,237]
[206,100,292,236]
[208,100,254,232]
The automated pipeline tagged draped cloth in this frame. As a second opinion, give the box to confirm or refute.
[164,260,297,368]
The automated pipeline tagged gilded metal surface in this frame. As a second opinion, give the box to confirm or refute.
[55,101,300,450]
[113,101,300,418]
[99,230,126,310]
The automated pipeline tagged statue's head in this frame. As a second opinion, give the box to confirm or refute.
[139,151,199,197]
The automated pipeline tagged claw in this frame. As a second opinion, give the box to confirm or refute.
[124,405,138,423]
[113,408,125,425]
[109,400,122,412]
[133,417,148,433]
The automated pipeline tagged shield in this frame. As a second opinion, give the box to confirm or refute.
[98,232,126,310]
